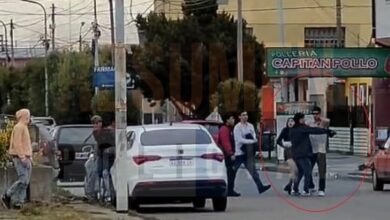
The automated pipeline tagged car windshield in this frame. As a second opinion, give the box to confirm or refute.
[58,127,96,145]
[141,129,212,146]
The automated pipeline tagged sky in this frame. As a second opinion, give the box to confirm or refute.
[0,0,155,50]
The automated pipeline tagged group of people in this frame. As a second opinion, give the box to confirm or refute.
[276,106,335,196]
[218,111,271,197]
[217,107,336,197]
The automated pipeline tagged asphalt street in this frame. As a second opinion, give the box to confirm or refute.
[62,164,388,220]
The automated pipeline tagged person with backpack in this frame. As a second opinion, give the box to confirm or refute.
[218,113,240,197]
[233,111,271,195]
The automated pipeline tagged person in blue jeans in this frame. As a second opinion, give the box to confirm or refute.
[233,111,271,194]
[290,112,336,197]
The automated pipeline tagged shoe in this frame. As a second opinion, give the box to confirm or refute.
[291,191,301,197]
[301,191,311,197]
[228,191,241,197]
[318,191,325,197]
[258,185,271,194]
[284,184,292,195]
[309,188,317,194]
[13,203,22,210]
[1,194,11,209]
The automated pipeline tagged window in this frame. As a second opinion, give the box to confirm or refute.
[245,27,254,36]
[304,27,345,48]
[350,84,357,106]
[141,129,212,146]
[127,131,136,149]
[58,127,96,145]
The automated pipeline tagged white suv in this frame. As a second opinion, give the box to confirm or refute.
[111,123,228,211]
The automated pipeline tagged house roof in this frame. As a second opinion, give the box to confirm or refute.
[0,47,45,59]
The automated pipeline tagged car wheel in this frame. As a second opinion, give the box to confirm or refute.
[128,197,139,210]
[212,197,227,212]
[372,169,384,191]
[193,198,206,208]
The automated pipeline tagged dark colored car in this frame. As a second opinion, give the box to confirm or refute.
[52,125,96,182]
[180,120,223,143]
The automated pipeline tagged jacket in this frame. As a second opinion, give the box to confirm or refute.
[290,125,329,159]
[218,125,234,156]
[8,109,32,159]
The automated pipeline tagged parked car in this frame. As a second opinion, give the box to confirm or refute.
[372,137,390,191]
[180,120,223,143]
[31,116,57,132]
[31,123,61,179]
[52,125,95,182]
[110,123,228,211]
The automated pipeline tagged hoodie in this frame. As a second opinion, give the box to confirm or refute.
[290,124,329,159]
[8,109,32,159]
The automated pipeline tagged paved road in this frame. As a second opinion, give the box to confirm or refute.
[62,166,387,220]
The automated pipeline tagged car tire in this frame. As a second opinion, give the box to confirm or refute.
[372,169,384,191]
[193,198,206,208]
[128,197,139,210]
[212,197,227,212]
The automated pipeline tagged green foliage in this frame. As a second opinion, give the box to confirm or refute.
[134,9,265,119]
[210,79,260,126]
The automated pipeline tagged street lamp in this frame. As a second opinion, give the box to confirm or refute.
[79,22,85,51]
[0,20,9,66]
[21,0,49,116]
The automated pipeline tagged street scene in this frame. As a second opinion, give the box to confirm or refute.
[1,0,390,220]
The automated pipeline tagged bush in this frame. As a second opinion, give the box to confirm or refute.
[0,118,14,168]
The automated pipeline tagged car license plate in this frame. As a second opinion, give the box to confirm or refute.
[75,152,89,160]
[169,159,193,167]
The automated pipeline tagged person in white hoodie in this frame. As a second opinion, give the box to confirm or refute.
[232,111,271,194]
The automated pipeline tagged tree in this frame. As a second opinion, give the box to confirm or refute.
[134,8,265,119]
[210,79,260,125]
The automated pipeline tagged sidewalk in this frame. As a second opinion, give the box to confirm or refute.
[258,153,372,182]
[0,188,147,220]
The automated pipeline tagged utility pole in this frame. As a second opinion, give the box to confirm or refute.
[93,0,100,67]
[336,0,342,47]
[114,0,128,212]
[10,19,14,67]
[21,0,49,116]
[51,4,55,50]
[277,0,288,102]
[237,0,243,83]
[109,0,115,64]
[0,20,8,66]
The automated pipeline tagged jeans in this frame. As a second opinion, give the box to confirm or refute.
[101,147,115,200]
[293,158,313,193]
[6,157,32,205]
[225,156,236,193]
[309,153,327,191]
[233,154,267,193]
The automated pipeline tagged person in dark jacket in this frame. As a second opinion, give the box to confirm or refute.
[218,114,240,197]
[276,117,297,195]
[290,113,336,196]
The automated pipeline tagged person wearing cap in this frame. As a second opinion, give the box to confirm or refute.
[290,112,336,197]
[307,106,331,197]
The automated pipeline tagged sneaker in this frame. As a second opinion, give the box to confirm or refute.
[301,191,311,197]
[258,185,271,194]
[228,191,241,197]
[309,188,317,194]
[291,191,301,197]
[318,191,325,197]
[1,194,11,209]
